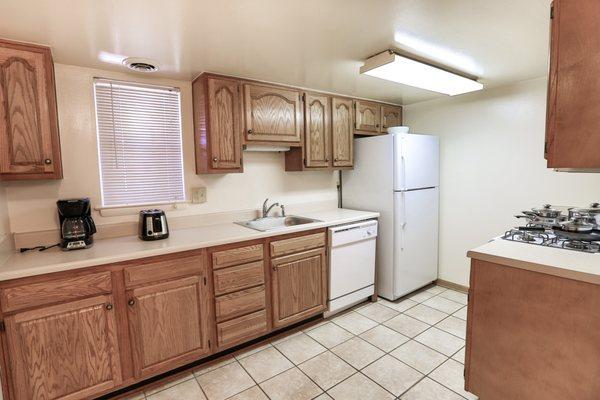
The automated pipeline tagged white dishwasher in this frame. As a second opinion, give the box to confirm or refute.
[326,219,378,317]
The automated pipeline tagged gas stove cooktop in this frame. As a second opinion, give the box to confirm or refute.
[502,228,600,254]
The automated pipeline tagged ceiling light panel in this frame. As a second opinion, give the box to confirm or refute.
[360,51,484,96]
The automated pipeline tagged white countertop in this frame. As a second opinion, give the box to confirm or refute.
[468,237,600,284]
[0,208,379,282]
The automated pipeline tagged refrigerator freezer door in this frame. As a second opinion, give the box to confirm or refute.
[393,188,439,298]
[394,134,440,191]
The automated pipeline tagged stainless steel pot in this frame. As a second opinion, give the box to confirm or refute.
[528,204,563,219]
[558,217,595,233]
[568,203,600,227]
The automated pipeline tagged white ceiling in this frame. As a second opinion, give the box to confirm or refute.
[0,0,551,105]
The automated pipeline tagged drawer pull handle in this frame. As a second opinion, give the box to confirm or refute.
[212,157,219,163]
[44,159,52,165]
[105,303,113,311]
[128,299,135,306]
[247,129,253,135]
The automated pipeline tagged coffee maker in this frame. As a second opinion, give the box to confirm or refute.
[57,198,97,250]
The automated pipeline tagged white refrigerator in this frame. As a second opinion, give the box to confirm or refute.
[342,131,439,301]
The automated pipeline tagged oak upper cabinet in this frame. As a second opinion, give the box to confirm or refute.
[243,83,302,144]
[545,0,600,169]
[304,93,331,168]
[354,100,381,134]
[192,74,243,173]
[4,295,122,400]
[331,97,354,167]
[381,105,403,131]
[0,39,62,180]
[269,232,327,329]
[126,274,211,379]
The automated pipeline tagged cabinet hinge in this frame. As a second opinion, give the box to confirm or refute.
[203,276,207,286]
[0,321,5,332]
[208,339,211,347]
[550,5,554,19]
[301,93,306,102]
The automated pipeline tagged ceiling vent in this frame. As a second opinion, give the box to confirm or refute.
[123,57,159,73]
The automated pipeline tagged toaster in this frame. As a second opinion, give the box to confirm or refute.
[139,209,169,241]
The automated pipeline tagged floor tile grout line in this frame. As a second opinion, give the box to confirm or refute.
[267,338,327,396]
[231,356,274,400]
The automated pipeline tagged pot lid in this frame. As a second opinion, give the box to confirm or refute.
[569,202,600,215]
[532,204,560,213]
[559,217,595,233]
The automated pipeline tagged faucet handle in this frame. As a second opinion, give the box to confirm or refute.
[281,204,286,217]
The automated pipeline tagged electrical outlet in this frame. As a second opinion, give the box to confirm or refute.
[191,187,207,204]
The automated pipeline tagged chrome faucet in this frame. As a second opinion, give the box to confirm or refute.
[262,198,280,218]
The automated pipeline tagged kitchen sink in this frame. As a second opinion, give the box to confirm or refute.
[235,216,322,232]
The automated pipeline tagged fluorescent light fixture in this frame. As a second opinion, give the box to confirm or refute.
[360,51,484,96]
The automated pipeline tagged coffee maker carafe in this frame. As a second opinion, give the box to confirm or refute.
[57,198,97,250]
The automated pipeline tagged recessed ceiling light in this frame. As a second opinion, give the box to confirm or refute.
[122,57,159,73]
[360,50,483,96]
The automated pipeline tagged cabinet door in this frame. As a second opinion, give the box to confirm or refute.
[354,100,381,134]
[304,93,331,168]
[331,98,354,167]
[207,77,242,169]
[271,248,327,328]
[381,105,403,131]
[545,0,600,168]
[244,84,302,143]
[127,275,211,379]
[5,295,121,400]
[0,40,62,180]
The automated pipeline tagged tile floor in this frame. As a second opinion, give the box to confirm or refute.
[119,286,477,400]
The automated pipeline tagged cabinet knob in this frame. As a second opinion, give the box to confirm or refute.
[44,159,52,165]
[376,124,380,128]
[272,267,277,271]
[382,125,387,129]
[212,157,219,163]
[128,299,135,306]
[334,158,339,162]
[105,303,113,311]
[247,129,253,135]
[325,158,329,163]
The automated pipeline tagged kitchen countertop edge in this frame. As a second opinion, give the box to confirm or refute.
[468,239,600,285]
[0,209,379,282]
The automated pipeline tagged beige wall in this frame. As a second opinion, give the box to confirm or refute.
[3,64,337,234]
[404,78,600,286]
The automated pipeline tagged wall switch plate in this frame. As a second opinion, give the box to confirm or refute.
[191,187,207,204]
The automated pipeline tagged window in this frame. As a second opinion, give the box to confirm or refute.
[94,79,185,207]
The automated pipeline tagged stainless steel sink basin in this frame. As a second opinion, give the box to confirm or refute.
[235,216,322,232]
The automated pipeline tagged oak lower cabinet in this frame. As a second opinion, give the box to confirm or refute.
[192,74,243,173]
[243,83,302,144]
[0,230,331,400]
[126,275,211,379]
[210,242,269,349]
[269,232,327,329]
[0,39,62,180]
[4,295,122,400]
[545,0,600,169]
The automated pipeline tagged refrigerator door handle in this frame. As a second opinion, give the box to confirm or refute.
[400,192,407,250]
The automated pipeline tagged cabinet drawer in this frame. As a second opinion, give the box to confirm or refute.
[217,310,268,348]
[212,244,263,270]
[215,286,266,322]
[270,232,326,258]
[0,271,112,313]
[213,261,265,295]
[124,251,206,288]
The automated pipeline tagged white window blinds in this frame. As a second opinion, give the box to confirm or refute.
[94,79,185,207]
